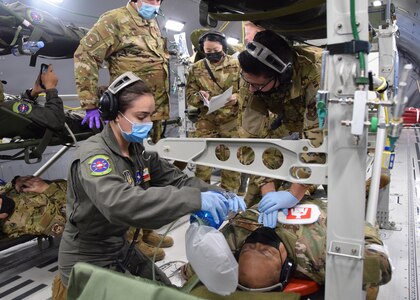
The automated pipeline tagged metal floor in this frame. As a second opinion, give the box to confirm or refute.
[0,128,419,299]
[377,128,420,300]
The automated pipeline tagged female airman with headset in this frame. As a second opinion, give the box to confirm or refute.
[53,71,245,299]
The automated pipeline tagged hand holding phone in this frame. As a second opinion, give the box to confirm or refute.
[39,63,49,89]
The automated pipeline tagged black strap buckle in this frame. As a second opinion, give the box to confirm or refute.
[327,40,370,55]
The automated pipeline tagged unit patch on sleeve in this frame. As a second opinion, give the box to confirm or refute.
[12,102,32,114]
[88,155,112,176]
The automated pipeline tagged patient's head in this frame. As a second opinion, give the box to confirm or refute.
[238,227,288,289]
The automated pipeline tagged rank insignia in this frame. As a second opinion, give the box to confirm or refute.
[12,102,32,114]
[88,155,112,176]
[123,170,134,186]
[143,168,151,182]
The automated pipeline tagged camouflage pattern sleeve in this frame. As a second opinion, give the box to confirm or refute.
[186,63,203,108]
[74,12,120,110]
[363,223,393,288]
[42,180,67,204]
[2,180,67,238]
[237,81,270,139]
[300,47,325,152]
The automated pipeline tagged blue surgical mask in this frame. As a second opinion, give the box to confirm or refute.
[137,1,159,20]
[118,112,153,143]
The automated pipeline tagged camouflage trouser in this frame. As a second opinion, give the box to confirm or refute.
[151,120,162,143]
[52,273,67,300]
[193,118,241,193]
[149,69,170,122]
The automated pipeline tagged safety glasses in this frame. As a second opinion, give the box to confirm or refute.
[240,71,275,91]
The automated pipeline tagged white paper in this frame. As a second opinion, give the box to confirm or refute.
[201,86,233,115]
[173,32,190,58]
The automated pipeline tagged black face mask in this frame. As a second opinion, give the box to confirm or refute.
[243,226,282,249]
[205,51,223,63]
[0,195,15,217]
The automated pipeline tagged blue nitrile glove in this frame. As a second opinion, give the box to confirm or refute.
[258,191,299,216]
[82,108,101,129]
[200,191,229,224]
[225,191,247,213]
[258,211,278,228]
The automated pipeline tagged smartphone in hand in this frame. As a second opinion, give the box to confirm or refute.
[39,63,48,89]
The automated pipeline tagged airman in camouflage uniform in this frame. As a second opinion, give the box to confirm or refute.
[186,39,241,192]
[222,198,392,291]
[1,178,67,238]
[238,30,326,207]
[74,1,169,141]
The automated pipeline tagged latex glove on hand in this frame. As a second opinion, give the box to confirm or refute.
[258,191,299,216]
[225,191,247,213]
[258,211,278,228]
[201,191,229,224]
[82,108,101,129]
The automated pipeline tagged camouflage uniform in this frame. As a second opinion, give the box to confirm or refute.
[1,180,67,238]
[186,55,241,192]
[238,46,326,206]
[223,198,392,289]
[74,2,169,141]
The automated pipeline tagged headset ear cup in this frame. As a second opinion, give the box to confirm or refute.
[199,36,204,53]
[222,39,228,53]
[99,91,118,121]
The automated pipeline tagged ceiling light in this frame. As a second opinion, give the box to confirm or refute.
[165,20,184,32]
[372,1,382,6]
[226,37,239,45]
[43,0,64,4]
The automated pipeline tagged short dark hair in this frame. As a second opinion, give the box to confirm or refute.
[118,81,153,114]
[238,30,293,78]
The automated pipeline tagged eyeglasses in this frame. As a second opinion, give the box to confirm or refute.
[240,71,274,91]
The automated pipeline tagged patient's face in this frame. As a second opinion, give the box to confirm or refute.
[238,242,287,288]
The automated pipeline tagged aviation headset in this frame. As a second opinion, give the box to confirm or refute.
[198,30,228,53]
[245,40,293,82]
[99,72,143,121]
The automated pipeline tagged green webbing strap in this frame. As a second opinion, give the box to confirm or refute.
[10,25,22,46]
[180,274,201,294]
[0,24,22,48]
[24,128,54,163]
[208,0,325,21]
